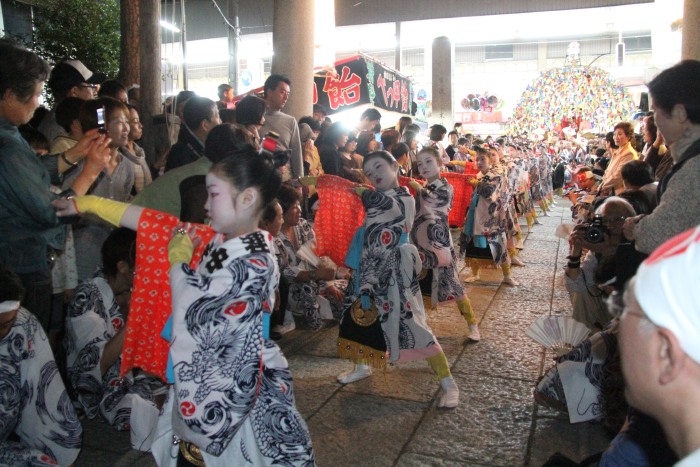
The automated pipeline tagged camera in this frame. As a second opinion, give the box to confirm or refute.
[583,214,607,243]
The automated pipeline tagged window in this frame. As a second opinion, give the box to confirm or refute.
[485,44,513,61]
[623,35,652,53]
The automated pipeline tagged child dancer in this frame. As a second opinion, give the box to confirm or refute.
[337,150,460,409]
[410,147,480,342]
[460,144,519,286]
[54,149,315,466]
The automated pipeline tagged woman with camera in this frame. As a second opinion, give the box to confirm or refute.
[0,40,111,332]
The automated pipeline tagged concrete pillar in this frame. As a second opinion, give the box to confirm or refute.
[395,21,401,71]
[431,36,454,127]
[682,0,700,60]
[270,0,315,119]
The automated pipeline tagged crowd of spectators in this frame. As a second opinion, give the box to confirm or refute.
[2,33,700,466]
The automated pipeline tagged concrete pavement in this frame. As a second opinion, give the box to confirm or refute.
[76,199,612,467]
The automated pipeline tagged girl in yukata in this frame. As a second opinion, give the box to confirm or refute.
[460,144,519,286]
[64,227,166,451]
[275,184,347,332]
[337,150,460,409]
[409,147,480,342]
[54,148,315,466]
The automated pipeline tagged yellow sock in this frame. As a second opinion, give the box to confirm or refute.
[508,247,517,258]
[531,209,538,220]
[427,352,451,380]
[471,264,480,276]
[457,298,476,324]
[502,262,512,276]
[525,214,533,229]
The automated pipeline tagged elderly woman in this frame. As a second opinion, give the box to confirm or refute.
[600,122,638,196]
[274,183,347,331]
[0,40,110,331]
[623,59,700,254]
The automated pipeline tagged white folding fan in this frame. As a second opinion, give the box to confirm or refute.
[526,316,590,356]
[296,240,320,268]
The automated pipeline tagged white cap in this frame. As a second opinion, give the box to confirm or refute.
[64,59,93,81]
[0,301,20,314]
[635,225,700,364]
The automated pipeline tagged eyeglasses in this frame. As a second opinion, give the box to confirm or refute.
[79,84,98,89]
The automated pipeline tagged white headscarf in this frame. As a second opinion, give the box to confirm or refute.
[635,225,700,364]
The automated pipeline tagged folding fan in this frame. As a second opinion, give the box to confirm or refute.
[296,240,320,268]
[526,316,590,356]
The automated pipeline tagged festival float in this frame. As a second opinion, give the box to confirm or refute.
[505,64,636,140]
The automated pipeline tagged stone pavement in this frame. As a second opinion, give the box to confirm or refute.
[76,199,612,467]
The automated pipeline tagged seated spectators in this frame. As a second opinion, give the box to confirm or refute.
[620,159,657,209]
[0,265,82,466]
[64,228,165,451]
[600,122,638,196]
[273,184,348,332]
[624,60,700,255]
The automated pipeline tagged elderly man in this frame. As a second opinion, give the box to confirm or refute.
[565,196,636,330]
[619,225,700,466]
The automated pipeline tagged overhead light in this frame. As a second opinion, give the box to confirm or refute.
[160,20,181,33]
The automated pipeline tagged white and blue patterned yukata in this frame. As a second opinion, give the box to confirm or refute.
[0,308,82,466]
[153,230,315,466]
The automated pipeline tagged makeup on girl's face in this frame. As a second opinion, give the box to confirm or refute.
[204,172,241,234]
[364,158,397,191]
[415,152,440,181]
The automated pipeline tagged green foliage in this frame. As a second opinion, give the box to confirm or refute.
[31,0,120,78]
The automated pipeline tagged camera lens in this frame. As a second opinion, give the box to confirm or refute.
[585,226,603,243]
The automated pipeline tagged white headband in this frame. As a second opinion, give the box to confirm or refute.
[0,301,20,314]
[634,225,700,364]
